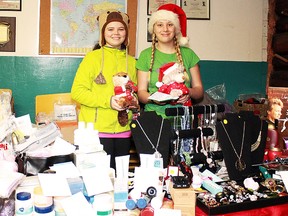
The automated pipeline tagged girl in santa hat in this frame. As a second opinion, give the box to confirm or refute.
[136,3,204,118]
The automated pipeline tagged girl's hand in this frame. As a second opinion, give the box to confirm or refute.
[110,95,125,111]
[177,94,190,104]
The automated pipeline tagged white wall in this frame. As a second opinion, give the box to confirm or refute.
[136,0,268,61]
[0,0,268,61]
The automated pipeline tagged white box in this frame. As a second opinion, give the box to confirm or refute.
[73,151,108,172]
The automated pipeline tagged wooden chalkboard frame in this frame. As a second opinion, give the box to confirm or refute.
[39,0,138,57]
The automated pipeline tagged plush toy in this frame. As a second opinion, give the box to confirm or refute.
[112,72,139,126]
[156,62,192,106]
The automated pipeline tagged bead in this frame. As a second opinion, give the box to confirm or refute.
[250,194,258,201]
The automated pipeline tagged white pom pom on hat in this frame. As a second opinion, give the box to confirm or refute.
[156,62,179,88]
[148,4,189,46]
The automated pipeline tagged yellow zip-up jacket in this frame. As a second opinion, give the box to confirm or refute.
[71,46,137,133]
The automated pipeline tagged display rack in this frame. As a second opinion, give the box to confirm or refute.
[165,104,225,128]
[166,104,226,166]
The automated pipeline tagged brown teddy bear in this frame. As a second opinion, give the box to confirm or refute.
[156,62,192,106]
[112,72,139,126]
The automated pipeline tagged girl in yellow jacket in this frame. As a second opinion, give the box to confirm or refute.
[71,10,137,170]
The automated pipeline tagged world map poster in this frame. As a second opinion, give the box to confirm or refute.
[51,0,126,55]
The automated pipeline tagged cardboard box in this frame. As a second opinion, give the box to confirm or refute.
[233,99,268,117]
[55,121,78,144]
[169,183,196,205]
[267,87,288,148]
[173,203,195,216]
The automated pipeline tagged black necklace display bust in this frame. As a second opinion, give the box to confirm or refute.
[130,111,173,168]
[216,111,268,180]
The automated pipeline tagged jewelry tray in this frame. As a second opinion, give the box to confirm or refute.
[196,181,288,215]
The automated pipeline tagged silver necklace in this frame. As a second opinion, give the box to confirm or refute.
[135,118,164,158]
[220,121,246,171]
[251,120,263,152]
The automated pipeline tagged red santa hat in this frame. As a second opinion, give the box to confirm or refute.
[156,62,179,87]
[148,4,189,46]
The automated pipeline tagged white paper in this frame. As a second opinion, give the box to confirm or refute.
[148,92,178,102]
[140,153,155,168]
[26,136,76,157]
[50,161,81,178]
[115,155,130,178]
[81,167,114,196]
[278,171,288,191]
[133,167,160,193]
[50,136,76,155]
[38,173,72,196]
[14,122,61,153]
[14,114,34,136]
[18,176,39,187]
[61,192,95,216]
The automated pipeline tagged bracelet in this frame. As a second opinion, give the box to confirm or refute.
[270,185,285,193]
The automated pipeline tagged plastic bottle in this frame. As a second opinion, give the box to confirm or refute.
[125,199,137,210]
[33,186,53,209]
[93,193,113,216]
[15,192,33,216]
[140,205,154,216]
[53,196,67,216]
[136,195,151,210]
[34,205,55,216]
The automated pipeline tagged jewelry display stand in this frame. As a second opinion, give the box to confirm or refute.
[239,111,268,173]
[216,112,268,180]
[130,111,173,168]
[165,104,225,128]
[165,104,226,168]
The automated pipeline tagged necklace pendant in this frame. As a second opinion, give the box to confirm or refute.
[235,159,246,171]
[154,151,162,158]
